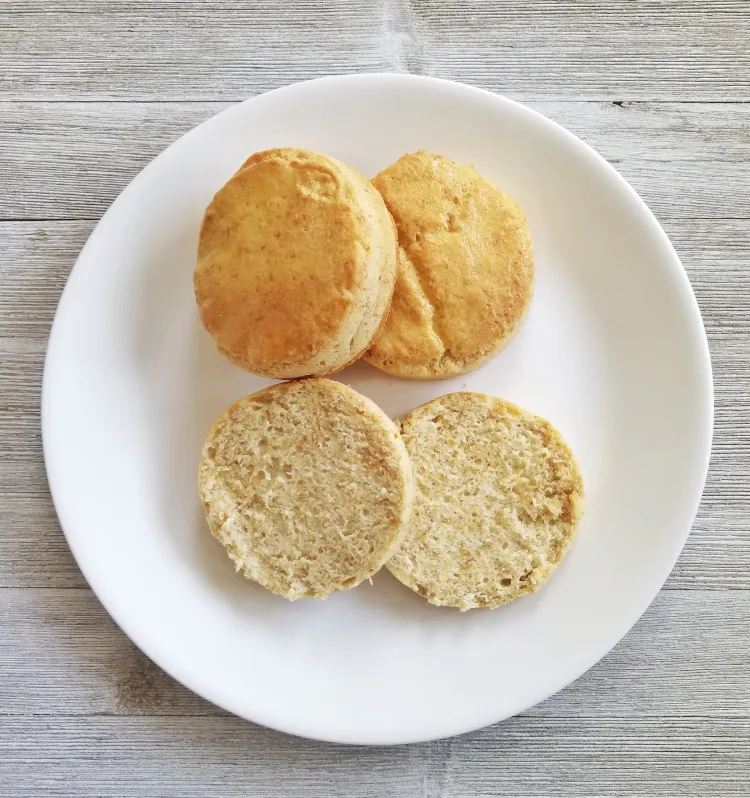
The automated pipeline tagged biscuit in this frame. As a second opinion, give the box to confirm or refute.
[198,379,415,600]
[387,392,583,610]
[366,151,534,378]
[195,148,397,378]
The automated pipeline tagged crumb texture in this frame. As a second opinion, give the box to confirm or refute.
[199,379,413,600]
[388,392,583,610]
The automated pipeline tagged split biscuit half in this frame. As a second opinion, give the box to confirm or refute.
[388,392,583,610]
[199,379,415,601]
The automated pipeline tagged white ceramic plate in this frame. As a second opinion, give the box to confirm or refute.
[43,74,712,745]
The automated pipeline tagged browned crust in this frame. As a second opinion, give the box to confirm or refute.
[195,149,395,378]
[319,211,399,376]
[366,286,532,380]
[365,151,535,379]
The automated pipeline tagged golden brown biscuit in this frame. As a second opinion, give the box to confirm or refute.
[195,149,397,378]
[366,151,534,379]
[198,379,415,601]
[388,393,584,610]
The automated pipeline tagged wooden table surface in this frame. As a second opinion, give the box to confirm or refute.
[1,2,749,795]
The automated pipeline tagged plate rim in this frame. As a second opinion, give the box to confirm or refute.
[41,72,714,745]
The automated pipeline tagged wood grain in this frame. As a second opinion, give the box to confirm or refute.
[2,101,749,221]
[0,588,747,719]
[1,215,747,590]
[1,1,748,102]
[0,715,748,797]
[2,0,749,793]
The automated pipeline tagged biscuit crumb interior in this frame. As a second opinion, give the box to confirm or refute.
[199,380,412,600]
[388,393,584,610]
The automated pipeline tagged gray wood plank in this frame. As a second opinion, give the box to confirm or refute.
[1,1,748,793]
[3,0,747,12]
[2,101,748,221]
[0,223,86,336]
[1,216,747,590]
[0,588,747,721]
[0,714,747,797]
[1,1,748,102]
